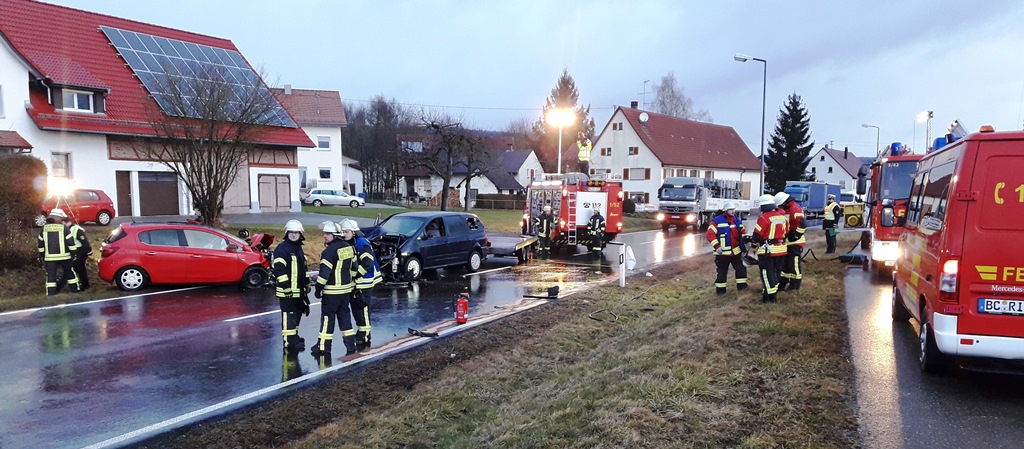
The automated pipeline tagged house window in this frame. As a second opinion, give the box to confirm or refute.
[820,155,825,161]
[629,168,650,180]
[319,167,331,179]
[0,84,5,117]
[827,167,833,173]
[298,168,307,188]
[51,153,71,178]
[811,167,816,173]
[528,168,536,181]
[62,89,94,112]
[704,170,713,178]
[601,147,611,156]
[317,136,330,149]
[628,146,638,155]
[689,169,698,177]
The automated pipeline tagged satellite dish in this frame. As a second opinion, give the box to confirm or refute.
[638,112,649,123]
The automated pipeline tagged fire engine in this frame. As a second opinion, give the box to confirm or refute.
[856,142,924,276]
[521,173,624,249]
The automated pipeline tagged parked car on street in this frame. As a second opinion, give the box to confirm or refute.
[302,189,365,207]
[35,188,116,226]
[363,211,488,281]
[98,222,273,291]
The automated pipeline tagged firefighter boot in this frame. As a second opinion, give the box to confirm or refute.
[310,338,332,356]
[716,286,727,296]
[343,336,358,356]
[787,279,802,292]
[777,277,789,292]
[768,293,778,303]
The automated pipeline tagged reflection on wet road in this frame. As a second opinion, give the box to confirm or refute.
[0,228,714,449]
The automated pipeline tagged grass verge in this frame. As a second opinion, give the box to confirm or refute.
[138,232,863,449]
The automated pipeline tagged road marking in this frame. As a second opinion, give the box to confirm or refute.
[461,266,512,277]
[0,286,205,317]
[223,301,322,322]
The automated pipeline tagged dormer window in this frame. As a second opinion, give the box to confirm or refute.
[62,89,94,112]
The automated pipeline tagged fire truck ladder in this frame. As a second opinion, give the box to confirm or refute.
[566,190,577,245]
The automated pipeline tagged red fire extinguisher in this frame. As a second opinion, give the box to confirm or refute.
[454,292,469,324]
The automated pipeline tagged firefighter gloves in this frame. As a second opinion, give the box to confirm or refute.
[314,287,323,299]
[301,297,311,317]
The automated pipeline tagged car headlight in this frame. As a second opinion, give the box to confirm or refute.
[656,213,665,221]
[871,241,900,262]
[685,214,696,223]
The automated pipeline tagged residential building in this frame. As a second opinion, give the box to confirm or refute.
[397,135,535,205]
[805,146,870,190]
[0,0,312,216]
[589,104,762,206]
[496,144,544,189]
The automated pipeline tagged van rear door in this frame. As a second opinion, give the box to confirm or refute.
[959,138,1024,338]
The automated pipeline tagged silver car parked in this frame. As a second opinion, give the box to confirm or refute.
[302,189,365,208]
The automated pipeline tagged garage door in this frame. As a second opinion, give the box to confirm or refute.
[258,175,290,213]
[138,171,179,216]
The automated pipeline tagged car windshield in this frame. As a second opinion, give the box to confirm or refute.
[379,216,426,237]
[879,161,917,201]
[660,186,696,201]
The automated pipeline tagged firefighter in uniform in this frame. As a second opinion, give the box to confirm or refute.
[38,209,79,295]
[58,217,92,292]
[774,192,808,292]
[340,219,381,352]
[311,221,358,357]
[273,219,309,352]
[587,208,606,253]
[823,194,842,253]
[534,205,554,254]
[750,194,789,303]
[706,202,747,295]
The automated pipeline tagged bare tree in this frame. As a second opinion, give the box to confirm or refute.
[505,117,535,151]
[344,96,415,200]
[652,72,712,122]
[136,65,284,226]
[403,113,490,211]
[455,137,499,212]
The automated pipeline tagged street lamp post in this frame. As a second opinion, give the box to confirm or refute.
[861,123,880,157]
[546,108,576,175]
[734,53,766,196]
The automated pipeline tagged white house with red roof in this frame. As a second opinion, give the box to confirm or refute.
[805,145,868,190]
[0,0,313,216]
[589,104,763,207]
[272,85,362,195]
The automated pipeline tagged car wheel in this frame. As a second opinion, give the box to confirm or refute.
[661,223,670,232]
[242,266,268,289]
[34,214,47,227]
[891,282,911,321]
[402,256,422,282]
[919,313,947,373]
[350,200,359,208]
[466,250,483,272]
[860,231,870,250]
[312,199,323,207]
[97,211,112,226]
[115,266,149,291]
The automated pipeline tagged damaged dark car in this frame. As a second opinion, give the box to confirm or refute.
[363,211,489,281]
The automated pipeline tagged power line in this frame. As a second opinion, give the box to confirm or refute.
[343,97,616,112]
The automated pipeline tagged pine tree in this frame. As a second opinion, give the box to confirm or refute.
[764,93,814,193]
[531,68,596,173]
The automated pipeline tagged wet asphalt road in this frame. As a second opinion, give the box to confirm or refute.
[845,268,1024,449]
[0,226,715,449]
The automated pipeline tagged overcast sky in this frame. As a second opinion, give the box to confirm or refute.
[49,0,1024,158]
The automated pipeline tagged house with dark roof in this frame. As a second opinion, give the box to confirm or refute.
[589,104,762,206]
[0,0,313,216]
[271,85,361,195]
[805,146,870,190]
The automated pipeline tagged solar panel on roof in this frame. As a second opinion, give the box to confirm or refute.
[99,26,296,128]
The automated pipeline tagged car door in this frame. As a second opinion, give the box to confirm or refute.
[137,228,190,283]
[71,190,100,223]
[417,217,450,268]
[182,229,237,283]
[443,215,472,265]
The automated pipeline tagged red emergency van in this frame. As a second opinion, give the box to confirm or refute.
[893,126,1024,372]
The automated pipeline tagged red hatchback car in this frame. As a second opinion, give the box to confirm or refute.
[36,188,116,226]
[98,222,273,291]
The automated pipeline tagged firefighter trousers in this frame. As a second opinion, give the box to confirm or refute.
[72,252,90,290]
[351,289,372,347]
[591,231,604,252]
[279,294,305,349]
[758,255,785,303]
[45,259,79,296]
[537,236,550,253]
[823,220,837,253]
[779,246,804,291]
[714,254,748,295]
[312,292,356,354]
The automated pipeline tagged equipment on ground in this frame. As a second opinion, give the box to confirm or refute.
[454,292,469,324]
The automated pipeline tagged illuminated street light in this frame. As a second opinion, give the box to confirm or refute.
[546,108,576,175]
[734,53,766,196]
[861,123,880,157]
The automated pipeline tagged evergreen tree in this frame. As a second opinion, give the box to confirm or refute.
[764,93,814,193]
[531,68,596,174]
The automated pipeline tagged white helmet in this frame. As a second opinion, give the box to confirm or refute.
[723,202,738,211]
[828,194,837,200]
[48,209,68,219]
[339,218,359,232]
[543,205,552,213]
[774,192,790,205]
[283,219,304,233]
[320,220,342,235]
[758,194,776,206]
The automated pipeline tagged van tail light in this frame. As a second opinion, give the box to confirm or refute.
[939,259,958,300]
[101,246,119,258]
[559,219,566,230]
[617,222,623,231]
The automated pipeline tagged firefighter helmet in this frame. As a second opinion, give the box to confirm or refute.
[339,219,359,232]
[543,205,552,213]
[757,194,776,206]
[724,202,738,211]
[774,192,790,205]
[48,209,68,219]
[320,220,342,235]
[283,219,304,233]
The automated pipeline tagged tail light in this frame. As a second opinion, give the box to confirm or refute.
[561,188,568,197]
[304,192,311,198]
[617,190,624,199]
[559,219,566,230]
[617,222,623,231]
[939,259,958,300]
[100,246,119,258]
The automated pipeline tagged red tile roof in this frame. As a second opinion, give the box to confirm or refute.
[271,88,347,127]
[0,0,312,147]
[617,107,761,171]
[0,131,33,149]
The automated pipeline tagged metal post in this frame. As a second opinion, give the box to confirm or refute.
[609,242,626,287]
[757,58,766,197]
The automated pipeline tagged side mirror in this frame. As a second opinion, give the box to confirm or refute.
[227,243,243,253]
[855,177,867,196]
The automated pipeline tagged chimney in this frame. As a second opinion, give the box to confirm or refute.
[844,147,849,159]
[284,84,292,95]
[630,101,639,109]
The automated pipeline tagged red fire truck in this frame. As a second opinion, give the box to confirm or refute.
[856,143,924,275]
[521,173,624,249]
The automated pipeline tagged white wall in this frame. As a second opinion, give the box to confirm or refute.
[516,151,545,187]
[806,148,857,189]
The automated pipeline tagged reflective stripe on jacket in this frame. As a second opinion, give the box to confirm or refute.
[781,202,808,246]
[706,214,745,255]
[317,239,356,294]
[273,239,308,298]
[534,214,553,238]
[352,236,382,290]
[753,209,790,256]
[38,223,74,261]
[69,224,91,254]
[588,214,606,235]
[824,201,840,221]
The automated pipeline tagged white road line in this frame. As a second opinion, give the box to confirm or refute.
[0,286,205,317]
[223,302,322,322]
[637,240,657,245]
[461,266,512,277]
